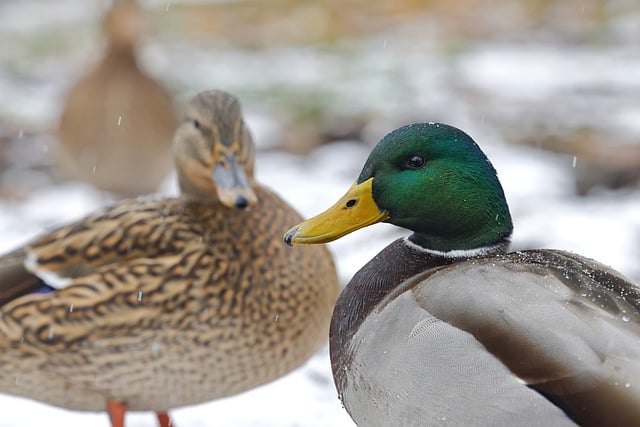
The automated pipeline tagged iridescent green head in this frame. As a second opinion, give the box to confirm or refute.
[284,123,513,252]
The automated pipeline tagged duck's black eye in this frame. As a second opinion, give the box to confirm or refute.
[192,119,201,129]
[407,155,425,168]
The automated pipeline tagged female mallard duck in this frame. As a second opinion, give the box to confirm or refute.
[57,0,178,196]
[285,123,640,426]
[0,90,339,427]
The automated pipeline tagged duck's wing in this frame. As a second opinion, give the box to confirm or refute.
[410,249,640,426]
[0,198,193,307]
[0,197,214,357]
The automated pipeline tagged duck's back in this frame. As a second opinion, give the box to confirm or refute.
[0,186,338,411]
[338,249,640,427]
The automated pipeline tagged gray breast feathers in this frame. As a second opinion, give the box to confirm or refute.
[341,250,640,427]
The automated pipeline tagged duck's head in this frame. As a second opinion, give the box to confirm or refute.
[173,90,257,209]
[103,0,144,48]
[284,123,513,252]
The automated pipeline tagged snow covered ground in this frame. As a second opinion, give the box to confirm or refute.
[0,0,639,426]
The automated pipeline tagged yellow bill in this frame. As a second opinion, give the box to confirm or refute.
[284,178,389,245]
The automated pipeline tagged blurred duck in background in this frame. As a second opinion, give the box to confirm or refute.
[0,90,339,427]
[57,0,177,196]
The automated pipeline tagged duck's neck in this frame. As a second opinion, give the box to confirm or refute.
[406,232,510,258]
[104,41,138,67]
[176,173,213,201]
[329,234,508,392]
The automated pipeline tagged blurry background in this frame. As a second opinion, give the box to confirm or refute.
[0,0,639,426]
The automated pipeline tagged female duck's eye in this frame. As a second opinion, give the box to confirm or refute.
[192,119,201,129]
[407,155,425,168]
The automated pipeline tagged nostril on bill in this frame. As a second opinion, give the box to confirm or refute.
[235,195,249,209]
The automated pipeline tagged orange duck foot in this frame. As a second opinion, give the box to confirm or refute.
[107,401,126,427]
[157,411,174,427]
[107,401,175,427]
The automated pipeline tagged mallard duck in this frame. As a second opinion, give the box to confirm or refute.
[284,123,640,426]
[0,90,339,427]
[57,0,178,196]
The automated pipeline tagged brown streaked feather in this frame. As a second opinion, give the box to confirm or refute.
[26,198,194,275]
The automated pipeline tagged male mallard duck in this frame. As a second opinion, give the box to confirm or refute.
[0,90,339,427]
[285,123,640,426]
[57,0,178,195]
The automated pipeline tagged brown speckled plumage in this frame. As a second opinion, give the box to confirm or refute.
[0,90,339,425]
